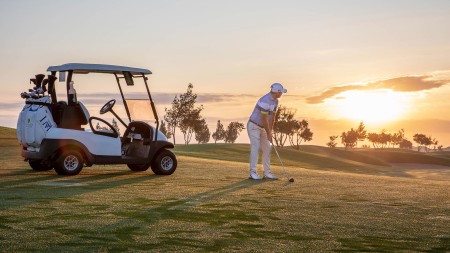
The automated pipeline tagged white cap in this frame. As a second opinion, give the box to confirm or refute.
[270,83,287,93]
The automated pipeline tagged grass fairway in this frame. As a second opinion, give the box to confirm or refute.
[1,135,449,251]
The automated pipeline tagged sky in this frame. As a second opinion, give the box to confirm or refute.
[1,0,450,147]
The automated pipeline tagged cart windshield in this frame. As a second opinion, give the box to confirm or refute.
[127,99,155,124]
[120,75,157,124]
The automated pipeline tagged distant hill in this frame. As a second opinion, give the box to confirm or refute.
[174,143,450,176]
[0,126,16,139]
[359,149,450,166]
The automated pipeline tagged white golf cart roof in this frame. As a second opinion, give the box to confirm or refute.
[47,63,152,75]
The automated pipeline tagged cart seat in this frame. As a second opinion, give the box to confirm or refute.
[59,101,90,130]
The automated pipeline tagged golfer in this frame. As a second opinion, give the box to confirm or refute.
[247,83,287,180]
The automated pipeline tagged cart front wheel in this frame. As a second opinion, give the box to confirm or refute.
[151,150,177,175]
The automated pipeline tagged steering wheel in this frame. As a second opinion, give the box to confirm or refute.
[88,117,119,138]
[100,99,116,115]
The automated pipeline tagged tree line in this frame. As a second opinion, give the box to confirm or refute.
[327,122,442,152]
[160,83,315,147]
[161,83,245,145]
[272,106,313,149]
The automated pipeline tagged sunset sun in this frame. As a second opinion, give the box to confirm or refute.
[332,90,410,124]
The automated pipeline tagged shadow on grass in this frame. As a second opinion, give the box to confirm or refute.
[50,179,268,251]
[0,173,63,189]
[99,179,268,229]
[0,171,158,211]
[34,180,265,252]
[0,169,132,189]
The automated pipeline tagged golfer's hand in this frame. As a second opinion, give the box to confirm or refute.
[268,132,273,143]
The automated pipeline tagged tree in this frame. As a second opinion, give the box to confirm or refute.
[339,122,366,149]
[224,122,244,143]
[425,136,433,151]
[194,119,210,144]
[273,105,297,147]
[367,132,379,149]
[355,121,367,147]
[289,120,313,150]
[432,138,439,151]
[211,120,225,144]
[179,106,203,145]
[399,139,412,149]
[164,83,203,145]
[164,95,181,145]
[326,135,339,148]
[367,129,390,149]
[391,129,405,148]
[159,120,172,139]
[413,133,433,152]
[380,129,392,148]
[341,128,358,150]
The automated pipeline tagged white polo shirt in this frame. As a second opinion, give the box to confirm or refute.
[249,93,278,127]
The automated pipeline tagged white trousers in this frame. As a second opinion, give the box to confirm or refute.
[247,121,271,174]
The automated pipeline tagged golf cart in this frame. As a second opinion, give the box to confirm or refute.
[17,63,177,176]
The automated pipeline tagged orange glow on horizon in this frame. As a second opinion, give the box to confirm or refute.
[331,90,411,124]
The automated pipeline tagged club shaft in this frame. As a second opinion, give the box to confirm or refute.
[272,145,290,181]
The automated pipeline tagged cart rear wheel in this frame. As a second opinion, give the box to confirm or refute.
[127,163,150,171]
[54,150,83,176]
[151,150,177,175]
[29,160,53,171]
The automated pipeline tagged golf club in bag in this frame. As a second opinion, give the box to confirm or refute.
[272,144,294,182]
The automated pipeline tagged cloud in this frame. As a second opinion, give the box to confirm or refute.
[78,92,259,106]
[4,92,261,111]
[306,75,450,104]
[0,102,23,111]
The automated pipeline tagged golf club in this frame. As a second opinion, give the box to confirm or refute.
[272,144,294,182]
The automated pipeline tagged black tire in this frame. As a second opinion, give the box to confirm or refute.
[29,160,53,171]
[127,163,150,171]
[54,150,84,176]
[151,149,177,175]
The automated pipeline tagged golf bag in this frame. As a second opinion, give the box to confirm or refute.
[17,96,56,149]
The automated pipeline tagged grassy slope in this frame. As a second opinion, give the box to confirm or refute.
[174,143,450,176]
[0,126,16,139]
[360,149,450,166]
[175,143,389,166]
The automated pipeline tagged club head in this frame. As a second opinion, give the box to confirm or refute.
[35,74,45,88]
[42,79,48,92]
[20,92,30,98]
[29,91,38,98]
